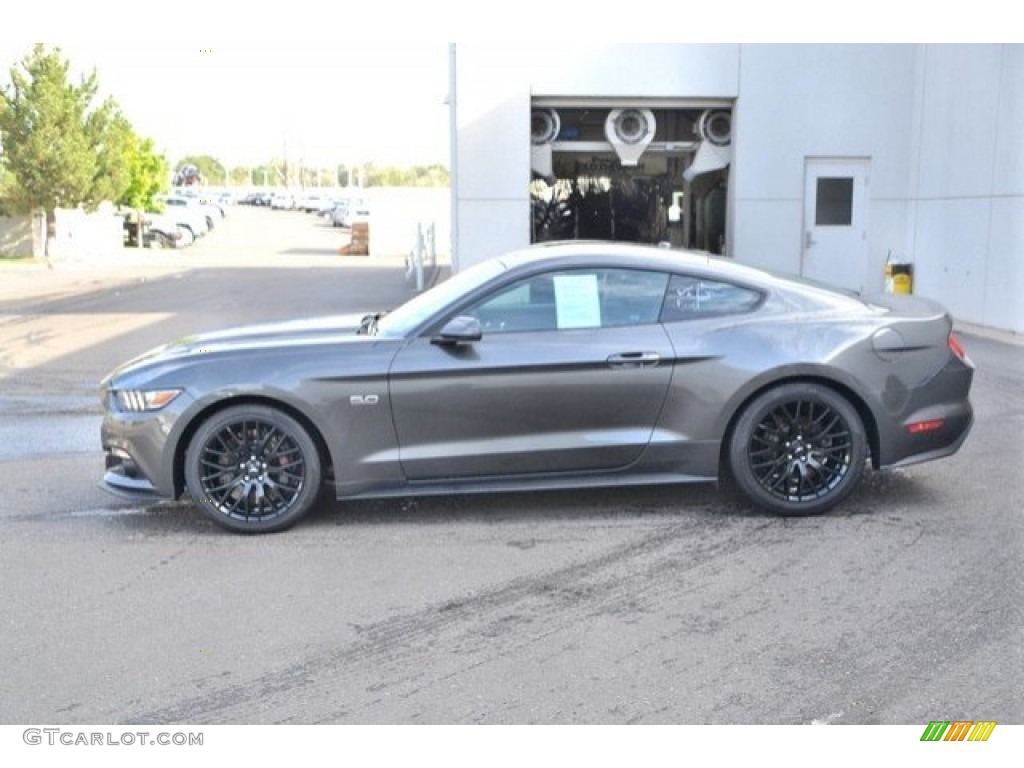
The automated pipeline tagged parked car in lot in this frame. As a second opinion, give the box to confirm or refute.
[154,199,207,241]
[121,210,193,248]
[329,198,369,228]
[100,242,974,533]
[270,192,295,210]
[296,193,327,213]
[145,212,190,248]
[163,194,220,232]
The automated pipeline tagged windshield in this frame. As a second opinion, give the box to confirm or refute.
[374,258,508,337]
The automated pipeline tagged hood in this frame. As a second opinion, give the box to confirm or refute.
[179,313,370,349]
[106,313,374,382]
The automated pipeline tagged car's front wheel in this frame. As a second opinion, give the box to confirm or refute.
[184,405,322,533]
[728,383,867,516]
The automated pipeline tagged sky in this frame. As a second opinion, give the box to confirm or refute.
[0,4,1003,175]
[0,42,452,172]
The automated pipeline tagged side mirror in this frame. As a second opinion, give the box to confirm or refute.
[431,315,482,345]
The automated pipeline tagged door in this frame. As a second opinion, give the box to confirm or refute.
[802,158,869,292]
[388,267,675,480]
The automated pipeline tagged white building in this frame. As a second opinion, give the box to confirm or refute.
[449,44,1023,333]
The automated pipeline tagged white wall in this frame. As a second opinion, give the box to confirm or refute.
[0,214,35,257]
[363,187,450,258]
[452,47,530,268]
[730,44,919,290]
[1,207,122,260]
[908,44,1023,332]
[49,204,123,261]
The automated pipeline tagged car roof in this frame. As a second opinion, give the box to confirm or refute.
[493,241,871,308]
[497,241,772,285]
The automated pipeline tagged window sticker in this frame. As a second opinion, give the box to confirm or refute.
[553,273,601,329]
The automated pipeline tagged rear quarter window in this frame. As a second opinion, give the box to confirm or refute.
[660,274,762,322]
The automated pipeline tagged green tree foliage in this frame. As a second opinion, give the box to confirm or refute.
[250,164,277,187]
[176,158,448,190]
[268,158,288,186]
[174,155,225,186]
[0,165,15,215]
[336,164,350,187]
[89,104,136,205]
[0,44,168,254]
[359,163,449,188]
[119,137,169,210]
[0,45,105,217]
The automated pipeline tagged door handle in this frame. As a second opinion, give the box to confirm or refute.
[607,352,661,368]
[805,231,817,249]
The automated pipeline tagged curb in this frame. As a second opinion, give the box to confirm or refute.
[954,320,1024,348]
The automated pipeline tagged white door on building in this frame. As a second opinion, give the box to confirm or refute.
[801,158,869,292]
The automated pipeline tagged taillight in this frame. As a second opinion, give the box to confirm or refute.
[907,419,944,434]
[948,332,969,362]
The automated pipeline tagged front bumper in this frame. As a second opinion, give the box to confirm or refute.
[101,449,162,500]
[100,390,192,499]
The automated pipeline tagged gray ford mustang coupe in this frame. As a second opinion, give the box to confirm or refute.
[100,242,974,532]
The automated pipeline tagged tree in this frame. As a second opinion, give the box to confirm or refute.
[174,155,225,186]
[336,164,350,187]
[0,45,140,256]
[0,165,15,216]
[357,162,449,188]
[119,136,168,211]
[250,164,271,187]
[1,47,94,240]
[90,103,135,205]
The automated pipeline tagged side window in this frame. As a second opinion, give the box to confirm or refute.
[598,269,669,327]
[468,275,558,333]
[660,275,761,322]
[465,269,669,333]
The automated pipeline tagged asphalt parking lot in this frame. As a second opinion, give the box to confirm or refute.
[0,205,1021,725]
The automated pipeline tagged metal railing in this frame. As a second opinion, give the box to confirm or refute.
[407,222,438,292]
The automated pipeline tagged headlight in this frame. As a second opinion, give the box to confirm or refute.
[113,388,183,413]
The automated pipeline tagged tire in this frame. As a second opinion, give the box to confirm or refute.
[727,383,867,516]
[184,405,322,533]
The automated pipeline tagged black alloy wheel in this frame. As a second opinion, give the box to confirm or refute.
[185,405,322,532]
[728,383,867,516]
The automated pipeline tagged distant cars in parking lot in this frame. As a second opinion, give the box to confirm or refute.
[121,188,239,250]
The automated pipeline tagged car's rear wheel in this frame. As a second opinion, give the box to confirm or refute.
[728,383,867,516]
[185,405,322,533]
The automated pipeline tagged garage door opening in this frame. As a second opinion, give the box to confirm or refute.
[529,102,732,255]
